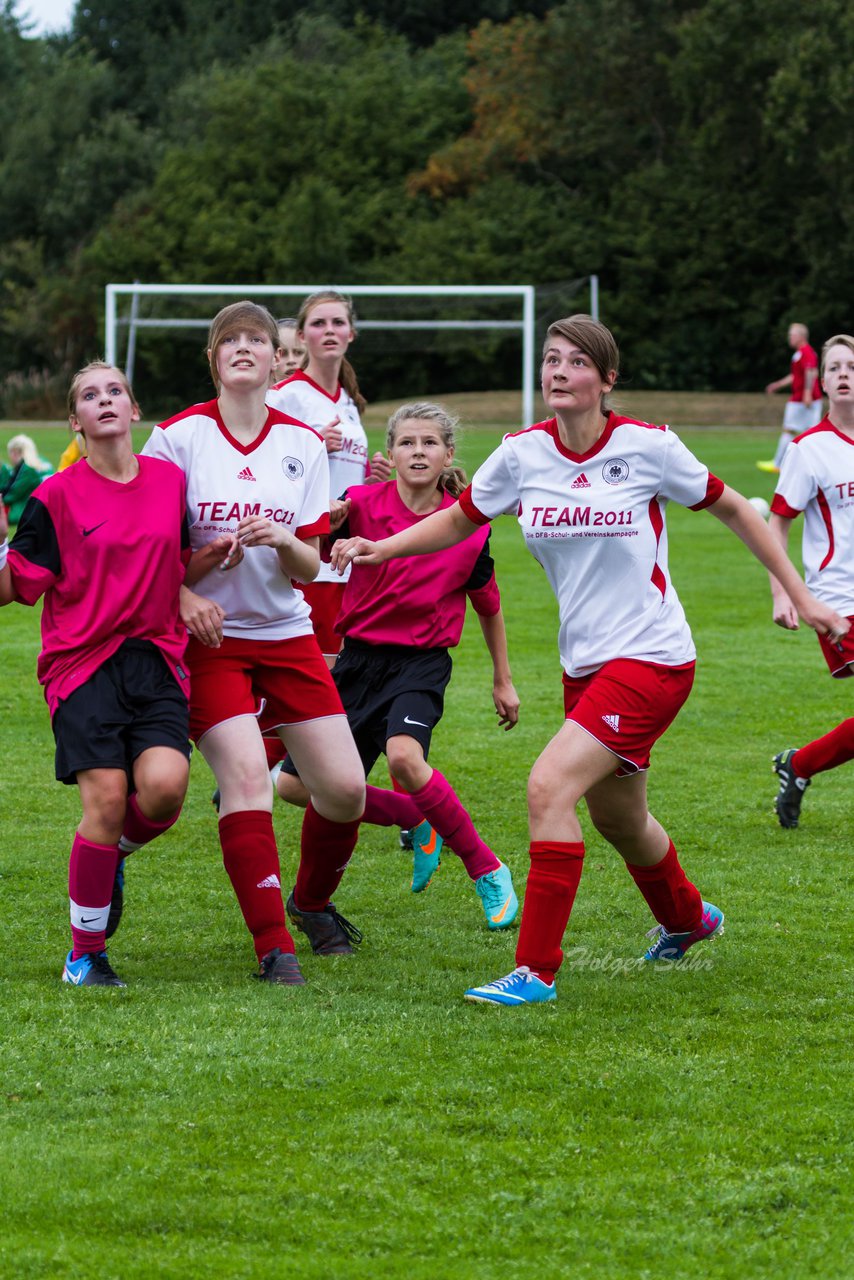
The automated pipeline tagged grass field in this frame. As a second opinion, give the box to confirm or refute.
[1,419,851,1278]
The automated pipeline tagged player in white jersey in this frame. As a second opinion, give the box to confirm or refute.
[272,317,304,382]
[143,301,367,984]
[767,335,854,827]
[267,290,390,662]
[333,315,848,1007]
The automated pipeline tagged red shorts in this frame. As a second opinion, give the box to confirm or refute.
[297,580,345,657]
[562,658,695,774]
[818,616,854,678]
[187,633,345,743]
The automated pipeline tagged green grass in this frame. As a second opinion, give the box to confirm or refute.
[1,426,852,1278]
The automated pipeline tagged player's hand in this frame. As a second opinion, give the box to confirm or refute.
[493,678,520,730]
[765,381,778,395]
[237,514,289,550]
[330,535,384,573]
[771,591,799,630]
[329,497,351,533]
[180,587,225,647]
[208,532,243,571]
[320,416,343,453]
[368,452,392,483]
[801,599,849,643]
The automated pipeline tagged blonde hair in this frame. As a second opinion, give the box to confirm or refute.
[821,334,854,379]
[66,362,141,422]
[207,301,280,391]
[7,434,41,468]
[297,290,367,415]
[386,402,468,498]
[544,314,620,412]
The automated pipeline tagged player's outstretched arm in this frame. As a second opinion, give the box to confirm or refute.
[0,502,11,607]
[707,485,848,640]
[237,517,321,583]
[331,501,479,573]
[766,512,799,630]
[477,608,519,730]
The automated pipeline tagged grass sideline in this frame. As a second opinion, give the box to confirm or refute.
[1,425,851,1278]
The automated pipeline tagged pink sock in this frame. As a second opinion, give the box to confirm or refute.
[409,769,499,881]
[119,792,180,854]
[293,803,360,912]
[626,840,702,933]
[794,719,854,778]
[362,785,422,829]
[69,833,119,959]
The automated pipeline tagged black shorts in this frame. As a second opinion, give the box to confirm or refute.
[53,640,191,785]
[283,638,452,779]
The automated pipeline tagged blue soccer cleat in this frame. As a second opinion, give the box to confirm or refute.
[475,860,518,929]
[410,819,442,892]
[464,966,556,1006]
[644,900,724,961]
[62,950,126,987]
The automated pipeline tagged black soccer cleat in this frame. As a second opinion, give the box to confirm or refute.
[256,948,306,985]
[773,748,810,829]
[286,892,363,955]
[62,950,126,987]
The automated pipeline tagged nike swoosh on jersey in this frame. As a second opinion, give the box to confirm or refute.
[403,715,429,727]
[82,520,108,537]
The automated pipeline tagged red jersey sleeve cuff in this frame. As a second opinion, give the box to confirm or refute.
[689,473,725,511]
[770,494,801,519]
[467,575,501,618]
[296,514,330,541]
[458,485,491,526]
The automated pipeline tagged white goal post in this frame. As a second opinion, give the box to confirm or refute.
[105,279,599,427]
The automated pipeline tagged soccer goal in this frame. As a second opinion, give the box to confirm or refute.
[105,279,598,426]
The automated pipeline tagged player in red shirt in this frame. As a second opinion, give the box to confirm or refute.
[758,322,823,473]
[333,316,848,1006]
[0,363,191,987]
[145,302,367,984]
[276,402,520,928]
[766,334,854,826]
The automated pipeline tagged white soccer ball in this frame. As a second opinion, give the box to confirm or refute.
[748,496,771,520]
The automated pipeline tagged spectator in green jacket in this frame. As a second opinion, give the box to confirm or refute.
[0,434,54,524]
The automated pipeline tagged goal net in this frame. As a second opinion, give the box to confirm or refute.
[105,279,597,425]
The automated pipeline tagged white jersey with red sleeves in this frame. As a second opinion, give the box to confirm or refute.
[771,418,854,615]
[459,414,723,678]
[142,399,331,641]
[267,371,369,585]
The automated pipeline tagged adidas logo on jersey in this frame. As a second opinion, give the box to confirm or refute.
[237,466,257,482]
[256,874,281,889]
[601,714,620,732]
[571,473,591,489]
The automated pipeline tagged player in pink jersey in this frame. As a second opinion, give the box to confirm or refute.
[276,402,520,928]
[758,322,823,473]
[0,363,191,988]
[333,315,849,1006]
[144,301,367,983]
[766,335,854,827]
[267,290,390,663]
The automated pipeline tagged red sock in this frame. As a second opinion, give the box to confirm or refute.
[293,803,360,912]
[626,840,702,933]
[409,769,499,881]
[794,719,854,778]
[264,736,286,772]
[362,785,422,829]
[119,792,180,854]
[515,841,585,983]
[218,810,294,961]
[69,833,119,959]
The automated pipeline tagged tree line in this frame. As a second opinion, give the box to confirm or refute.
[0,0,851,415]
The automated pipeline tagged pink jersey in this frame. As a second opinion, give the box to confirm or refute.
[335,483,500,648]
[7,456,189,716]
[459,414,723,678]
[771,418,854,615]
[143,400,330,641]
[790,343,820,403]
[268,371,368,586]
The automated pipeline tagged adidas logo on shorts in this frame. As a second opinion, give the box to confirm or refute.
[256,874,281,889]
[601,713,620,732]
[237,466,257,482]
